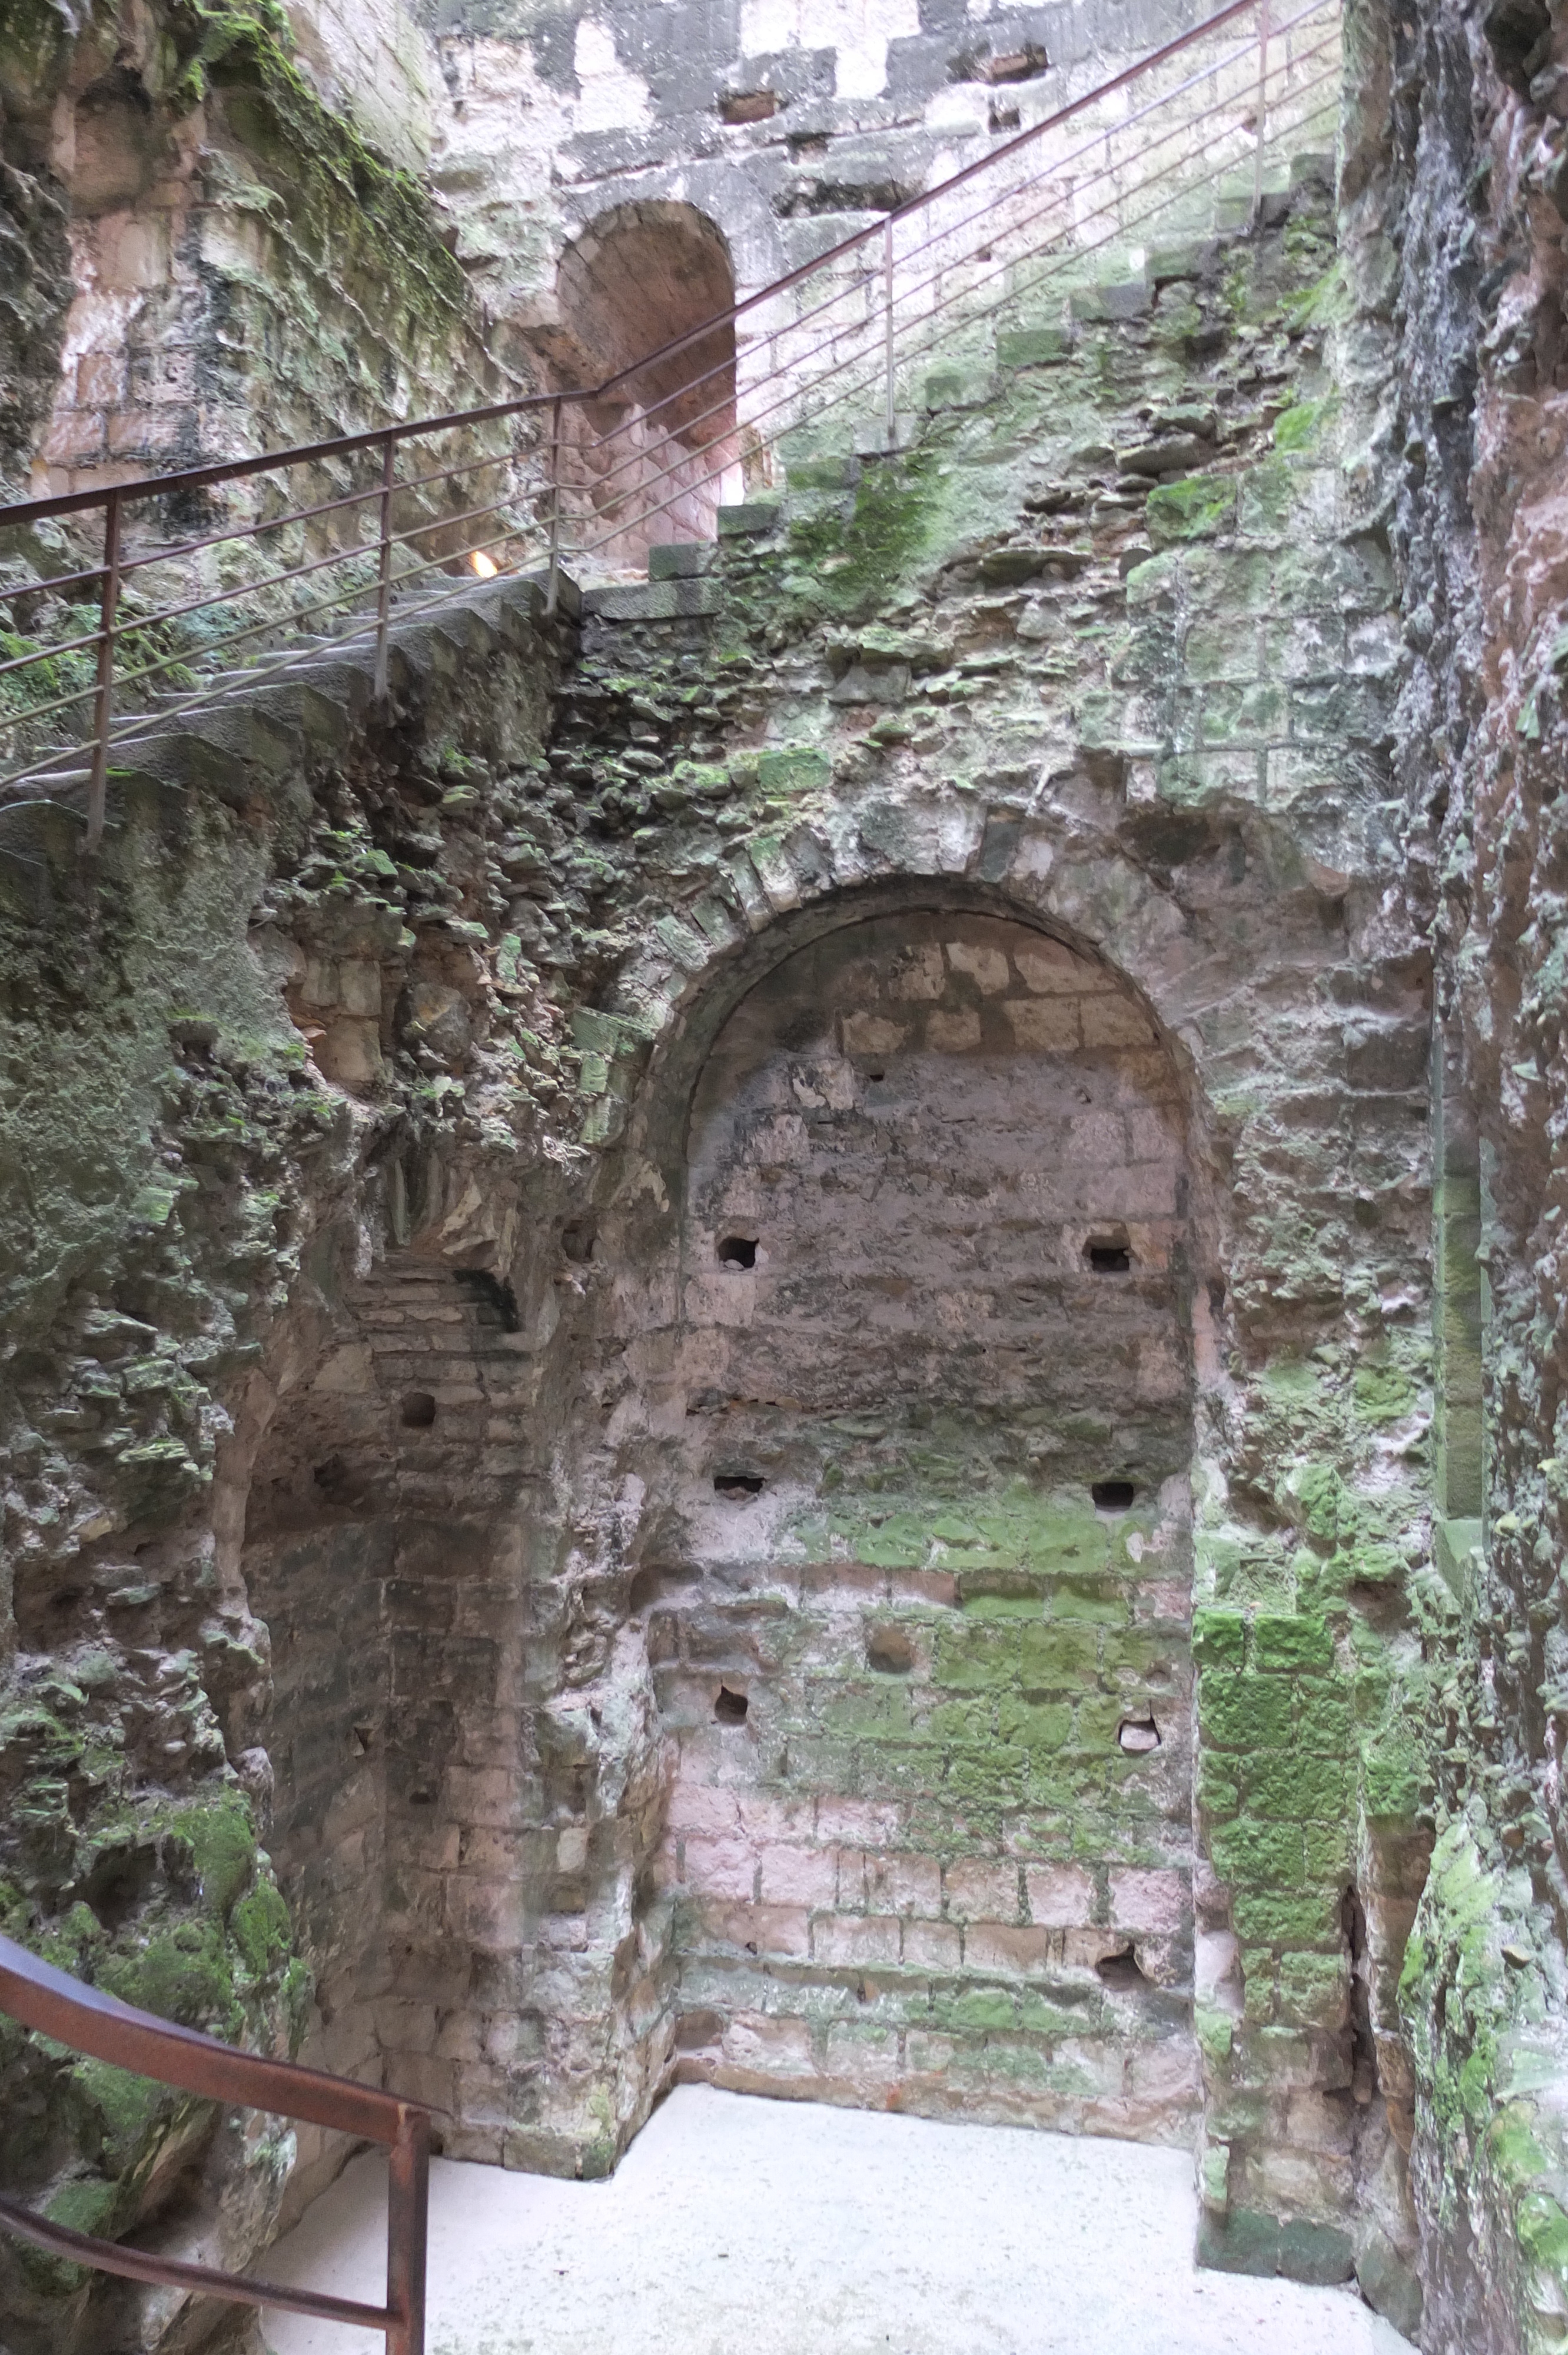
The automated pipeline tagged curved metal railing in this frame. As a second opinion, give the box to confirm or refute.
[0,1932,429,2347]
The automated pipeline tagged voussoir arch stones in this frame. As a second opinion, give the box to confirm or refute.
[585,779,1326,1214]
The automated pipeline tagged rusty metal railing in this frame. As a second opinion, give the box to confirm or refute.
[0,1932,429,2348]
[0,0,1340,830]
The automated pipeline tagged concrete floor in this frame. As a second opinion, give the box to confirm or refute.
[260,2085,1417,2355]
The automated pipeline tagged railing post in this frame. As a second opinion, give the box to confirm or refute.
[546,397,564,618]
[1250,0,1271,227]
[86,489,122,855]
[386,2105,429,2355]
[374,430,396,700]
[883,216,897,452]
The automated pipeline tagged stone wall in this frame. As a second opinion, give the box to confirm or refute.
[1377,0,1568,2340]
[0,1,533,580]
[15,6,1557,2352]
[646,907,1199,2133]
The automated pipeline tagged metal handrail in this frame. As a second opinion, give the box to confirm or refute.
[0,1932,429,2349]
[0,0,1341,831]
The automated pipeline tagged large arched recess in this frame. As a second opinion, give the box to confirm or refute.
[596,880,1220,2142]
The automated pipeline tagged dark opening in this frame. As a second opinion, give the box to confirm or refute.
[718,1235,758,1269]
[720,88,778,121]
[561,1220,596,1263]
[78,1842,157,1931]
[400,1390,437,1429]
[1117,1715,1161,1753]
[715,1472,766,1498]
[454,1268,521,1330]
[715,1686,750,1723]
[867,1623,916,1674]
[1092,1479,1138,1512]
[1087,1241,1132,1273]
[1096,1943,1150,1991]
[865,1068,886,1083]
[352,1722,376,1756]
[1342,1884,1380,2103]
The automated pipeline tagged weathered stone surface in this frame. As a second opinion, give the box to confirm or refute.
[8,4,1563,2347]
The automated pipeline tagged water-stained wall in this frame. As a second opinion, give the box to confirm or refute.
[644,906,1199,2132]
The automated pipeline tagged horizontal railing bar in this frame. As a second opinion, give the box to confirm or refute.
[0,2195,390,2334]
[115,445,521,581]
[0,1933,418,2140]
[0,560,108,603]
[0,0,1326,536]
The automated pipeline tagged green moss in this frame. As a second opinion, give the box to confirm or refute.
[14,2176,124,2297]
[230,1876,290,1972]
[1146,475,1235,546]
[169,0,466,339]
[69,2055,175,2173]
[1252,1614,1333,1674]
[97,1921,242,2035]
[779,446,944,623]
[165,1793,257,1916]
[1271,397,1338,454]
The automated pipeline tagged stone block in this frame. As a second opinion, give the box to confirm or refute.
[1252,1614,1333,1674]
[722,2011,815,2075]
[865,1850,942,1915]
[1201,1672,1291,1750]
[823,2021,901,2082]
[996,326,1072,368]
[1071,279,1151,322]
[812,1911,902,1965]
[717,500,782,536]
[945,1858,1022,1922]
[1025,1863,1097,1926]
[581,578,720,621]
[1109,1868,1189,1933]
[903,1919,962,1968]
[647,541,717,578]
[694,1899,810,1956]
[965,1923,1065,1975]
[1004,996,1081,1050]
[758,1843,839,1905]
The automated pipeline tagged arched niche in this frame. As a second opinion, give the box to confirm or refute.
[617,901,1202,2140]
[550,201,738,570]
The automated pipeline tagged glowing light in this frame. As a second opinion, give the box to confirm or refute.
[470,549,499,578]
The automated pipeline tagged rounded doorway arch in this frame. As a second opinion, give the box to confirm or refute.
[551,201,738,570]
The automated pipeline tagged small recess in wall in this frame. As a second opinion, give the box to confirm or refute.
[1117,1715,1161,1754]
[717,1235,758,1269]
[400,1390,437,1429]
[1086,1238,1132,1273]
[715,1472,766,1499]
[1091,1478,1137,1512]
[866,1623,916,1674]
[352,1722,376,1756]
[714,1685,750,1723]
[1096,1943,1150,1992]
[720,88,778,122]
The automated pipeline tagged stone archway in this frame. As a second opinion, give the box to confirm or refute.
[616,900,1202,2138]
[549,200,738,569]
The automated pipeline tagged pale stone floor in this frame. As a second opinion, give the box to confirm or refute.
[261,2085,1416,2355]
